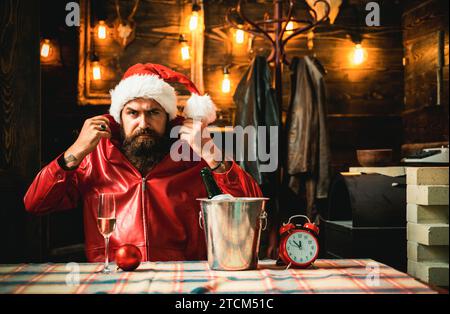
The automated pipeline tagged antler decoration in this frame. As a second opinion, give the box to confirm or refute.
[113,0,141,48]
[226,0,330,65]
[115,0,140,22]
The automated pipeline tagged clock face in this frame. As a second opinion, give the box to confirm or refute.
[284,230,319,265]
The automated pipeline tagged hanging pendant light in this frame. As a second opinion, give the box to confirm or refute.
[350,37,367,66]
[179,34,190,61]
[349,33,367,66]
[91,54,102,80]
[221,66,231,94]
[286,21,295,34]
[97,20,107,39]
[235,27,245,44]
[352,43,365,65]
[40,39,52,58]
[189,2,201,31]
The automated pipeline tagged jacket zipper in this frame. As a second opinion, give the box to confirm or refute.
[113,148,151,261]
[141,176,149,260]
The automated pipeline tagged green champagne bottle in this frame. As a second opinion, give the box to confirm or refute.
[200,167,223,199]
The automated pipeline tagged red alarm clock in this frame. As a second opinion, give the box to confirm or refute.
[278,215,320,268]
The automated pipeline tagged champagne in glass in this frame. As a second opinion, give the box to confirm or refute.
[97,217,116,237]
[97,193,116,274]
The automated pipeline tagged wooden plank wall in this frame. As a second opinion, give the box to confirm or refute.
[402,0,449,144]
[75,0,404,174]
[0,0,42,262]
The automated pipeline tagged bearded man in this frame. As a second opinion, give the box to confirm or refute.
[24,63,263,262]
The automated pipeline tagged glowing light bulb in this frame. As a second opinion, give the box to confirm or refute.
[352,43,365,65]
[235,29,245,44]
[181,42,190,61]
[92,61,102,80]
[40,39,51,58]
[286,21,294,33]
[189,11,199,31]
[97,21,107,39]
[222,73,231,93]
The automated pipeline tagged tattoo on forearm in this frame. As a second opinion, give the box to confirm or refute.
[64,154,78,165]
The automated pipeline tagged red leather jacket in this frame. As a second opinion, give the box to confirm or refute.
[24,115,262,262]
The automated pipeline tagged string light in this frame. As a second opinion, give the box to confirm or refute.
[221,66,231,94]
[40,39,52,58]
[97,20,107,39]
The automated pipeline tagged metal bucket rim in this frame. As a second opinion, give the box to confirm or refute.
[196,197,269,203]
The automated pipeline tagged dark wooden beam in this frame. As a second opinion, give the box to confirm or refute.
[0,0,42,262]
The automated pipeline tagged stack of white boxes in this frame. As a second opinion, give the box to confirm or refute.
[406,167,449,287]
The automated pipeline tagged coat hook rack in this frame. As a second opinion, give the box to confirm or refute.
[226,0,330,113]
[226,1,331,226]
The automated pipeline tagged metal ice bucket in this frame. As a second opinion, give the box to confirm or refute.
[198,197,269,271]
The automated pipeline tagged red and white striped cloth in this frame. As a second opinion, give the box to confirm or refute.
[0,259,437,294]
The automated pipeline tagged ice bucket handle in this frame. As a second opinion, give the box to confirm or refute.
[199,210,204,230]
[260,210,268,231]
[198,210,268,230]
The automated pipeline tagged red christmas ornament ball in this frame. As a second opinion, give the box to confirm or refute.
[115,244,142,271]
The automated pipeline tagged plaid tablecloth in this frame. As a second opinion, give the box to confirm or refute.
[0,259,436,294]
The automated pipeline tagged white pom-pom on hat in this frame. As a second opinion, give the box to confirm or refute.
[184,93,217,125]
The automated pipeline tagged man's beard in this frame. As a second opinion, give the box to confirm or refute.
[120,126,172,175]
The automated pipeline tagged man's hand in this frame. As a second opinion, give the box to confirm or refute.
[63,116,111,168]
[178,118,230,172]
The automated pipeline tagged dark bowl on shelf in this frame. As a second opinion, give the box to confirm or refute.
[356,149,393,167]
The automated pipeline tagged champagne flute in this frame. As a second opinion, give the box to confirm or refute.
[97,193,116,274]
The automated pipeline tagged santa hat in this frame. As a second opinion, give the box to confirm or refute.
[109,63,217,124]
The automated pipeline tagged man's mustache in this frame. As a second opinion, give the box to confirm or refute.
[130,128,159,141]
